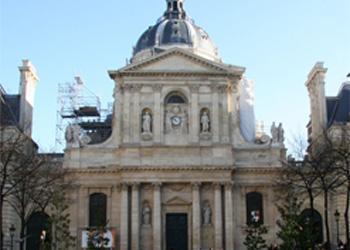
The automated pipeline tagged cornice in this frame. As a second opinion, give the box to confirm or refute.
[66,165,236,174]
[235,167,282,174]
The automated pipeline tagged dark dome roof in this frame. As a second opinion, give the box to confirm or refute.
[132,0,220,62]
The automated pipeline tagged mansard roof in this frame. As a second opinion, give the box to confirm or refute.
[0,85,20,126]
[326,83,350,127]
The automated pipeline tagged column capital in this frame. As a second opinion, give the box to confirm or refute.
[189,85,200,92]
[118,182,130,191]
[213,182,223,190]
[152,182,162,190]
[224,181,234,189]
[123,84,133,92]
[131,182,141,190]
[191,182,201,190]
[152,84,162,92]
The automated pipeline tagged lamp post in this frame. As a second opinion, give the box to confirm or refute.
[334,209,340,244]
[9,224,15,250]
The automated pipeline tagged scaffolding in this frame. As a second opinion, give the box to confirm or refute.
[55,76,112,150]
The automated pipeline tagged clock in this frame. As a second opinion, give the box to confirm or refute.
[171,116,182,126]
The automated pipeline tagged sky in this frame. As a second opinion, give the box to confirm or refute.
[0,0,349,152]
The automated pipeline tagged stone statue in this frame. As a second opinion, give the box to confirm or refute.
[201,111,210,133]
[203,203,212,225]
[271,122,278,143]
[142,111,152,133]
[65,123,91,148]
[278,123,284,143]
[142,203,151,225]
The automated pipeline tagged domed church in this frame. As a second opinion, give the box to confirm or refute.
[63,0,286,249]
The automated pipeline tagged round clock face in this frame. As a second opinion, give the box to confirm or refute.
[171,116,182,126]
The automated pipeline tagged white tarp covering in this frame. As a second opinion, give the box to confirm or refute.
[239,78,256,142]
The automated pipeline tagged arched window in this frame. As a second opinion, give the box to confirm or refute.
[26,212,51,250]
[89,193,107,227]
[246,192,263,224]
[165,91,187,104]
[300,208,323,244]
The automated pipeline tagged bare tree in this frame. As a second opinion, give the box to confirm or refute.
[7,154,67,250]
[0,127,44,249]
[328,126,350,248]
[307,142,345,250]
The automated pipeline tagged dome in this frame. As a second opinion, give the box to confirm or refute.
[132,0,220,63]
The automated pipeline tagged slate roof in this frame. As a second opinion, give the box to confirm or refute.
[0,86,21,126]
[326,83,350,127]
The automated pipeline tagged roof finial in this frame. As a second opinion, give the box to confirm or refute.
[165,0,186,19]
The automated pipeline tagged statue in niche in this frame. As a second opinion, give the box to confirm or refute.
[200,110,210,133]
[142,111,152,133]
[142,203,151,225]
[203,203,212,225]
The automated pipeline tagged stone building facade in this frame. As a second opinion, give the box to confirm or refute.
[63,1,285,249]
[306,62,350,245]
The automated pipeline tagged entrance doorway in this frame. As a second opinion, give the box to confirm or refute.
[166,213,188,250]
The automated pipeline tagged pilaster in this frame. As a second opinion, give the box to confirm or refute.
[221,85,230,143]
[153,85,162,143]
[224,182,234,250]
[120,183,129,250]
[131,183,140,250]
[214,183,223,250]
[192,182,201,250]
[190,85,200,143]
[153,182,162,250]
[132,85,141,143]
[211,84,220,143]
[123,85,131,143]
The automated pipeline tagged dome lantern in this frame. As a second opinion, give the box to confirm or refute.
[131,0,220,63]
[165,0,186,19]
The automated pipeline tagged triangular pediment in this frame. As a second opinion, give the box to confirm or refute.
[165,196,191,205]
[110,48,245,77]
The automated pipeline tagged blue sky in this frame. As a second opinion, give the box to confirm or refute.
[0,0,349,152]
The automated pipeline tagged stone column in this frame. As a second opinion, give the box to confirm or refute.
[131,183,140,250]
[190,85,200,143]
[211,84,220,143]
[153,84,162,144]
[224,182,234,250]
[214,183,223,250]
[192,182,201,250]
[120,183,129,250]
[153,182,162,250]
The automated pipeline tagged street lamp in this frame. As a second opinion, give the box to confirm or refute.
[9,224,15,250]
[334,209,340,244]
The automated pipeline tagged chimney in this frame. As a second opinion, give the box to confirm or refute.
[18,60,39,137]
[305,62,327,141]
